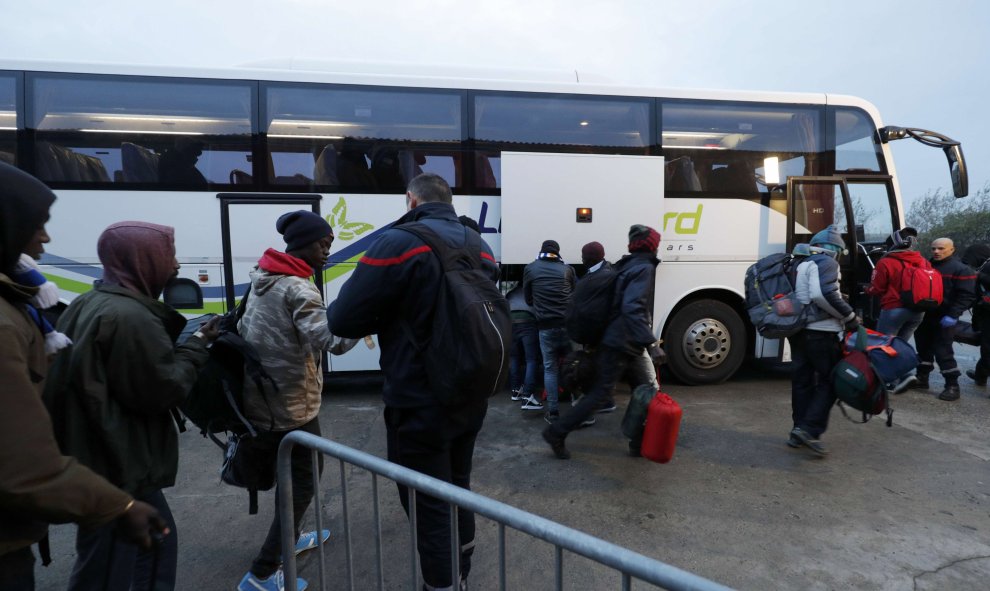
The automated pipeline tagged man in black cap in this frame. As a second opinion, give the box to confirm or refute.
[236,209,357,591]
[543,225,662,459]
[523,239,576,422]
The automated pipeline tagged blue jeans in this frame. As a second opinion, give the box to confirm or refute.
[877,308,924,342]
[509,321,539,395]
[538,327,572,412]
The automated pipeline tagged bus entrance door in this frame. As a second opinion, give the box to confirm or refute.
[784,177,859,306]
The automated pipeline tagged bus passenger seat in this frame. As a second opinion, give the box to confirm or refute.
[475,154,497,188]
[121,142,160,183]
[665,156,702,192]
[708,161,756,194]
[314,145,339,186]
[230,169,253,184]
[35,142,110,183]
[398,150,424,185]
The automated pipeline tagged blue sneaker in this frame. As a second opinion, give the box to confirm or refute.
[294,529,330,556]
[238,569,307,591]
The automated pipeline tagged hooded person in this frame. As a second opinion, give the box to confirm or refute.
[0,162,167,591]
[581,240,609,273]
[962,242,990,388]
[542,225,662,460]
[785,225,857,457]
[865,226,930,341]
[43,221,220,591]
[236,210,357,591]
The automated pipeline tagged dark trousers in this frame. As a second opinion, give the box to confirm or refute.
[385,400,488,589]
[67,489,177,591]
[251,416,324,578]
[973,309,990,378]
[789,330,841,439]
[0,547,34,591]
[552,346,636,436]
[914,312,960,381]
[509,321,540,395]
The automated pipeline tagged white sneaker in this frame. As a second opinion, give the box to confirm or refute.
[520,395,544,410]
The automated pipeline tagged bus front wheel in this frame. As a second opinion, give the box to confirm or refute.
[664,299,745,385]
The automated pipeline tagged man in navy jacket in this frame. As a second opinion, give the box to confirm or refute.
[542,225,662,460]
[327,173,496,591]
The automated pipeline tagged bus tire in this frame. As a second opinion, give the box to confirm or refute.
[663,299,745,385]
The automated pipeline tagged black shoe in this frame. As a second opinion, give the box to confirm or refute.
[791,427,828,457]
[541,427,570,460]
[966,369,987,387]
[786,430,802,448]
[893,375,919,395]
[579,416,596,428]
[912,375,930,390]
[596,400,618,414]
[938,385,961,401]
[543,410,559,425]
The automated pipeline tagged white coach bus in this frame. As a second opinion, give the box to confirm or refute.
[0,59,967,383]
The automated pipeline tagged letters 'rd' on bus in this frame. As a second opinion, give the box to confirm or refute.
[0,59,966,383]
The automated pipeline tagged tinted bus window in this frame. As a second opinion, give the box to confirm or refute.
[473,93,651,188]
[265,85,462,192]
[28,74,254,187]
[0,73,17,166]
[661,101,825,196]
[832,107,884,173]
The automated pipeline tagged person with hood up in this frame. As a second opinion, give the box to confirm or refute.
[542,225,663,460]
[865,227,929,341]
[961,242,990,389]
[236,210,357,591]
[787,225,858,457]
[0,163,167,590]
[43,221,220,591]
[913,237,977,401]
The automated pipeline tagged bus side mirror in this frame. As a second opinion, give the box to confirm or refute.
[944,143,968,198]
[163,277,204,310]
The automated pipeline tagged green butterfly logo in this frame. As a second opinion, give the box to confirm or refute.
[326,197,374,241]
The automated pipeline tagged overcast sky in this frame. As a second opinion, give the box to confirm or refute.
[1,0,985,210]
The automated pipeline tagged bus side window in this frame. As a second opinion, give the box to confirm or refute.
[35,141,110,183]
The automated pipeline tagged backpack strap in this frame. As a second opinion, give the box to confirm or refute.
[393,222,484,349]
[396,221,482,273]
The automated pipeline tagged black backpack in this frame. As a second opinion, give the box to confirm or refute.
[179,289,278,513]
[565,266,619,345]
[397,222,511,405]
[744,252,807,338]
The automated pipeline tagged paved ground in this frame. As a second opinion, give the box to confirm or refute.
[37,346,990,590]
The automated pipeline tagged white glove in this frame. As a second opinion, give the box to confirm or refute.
[44,330,73,355]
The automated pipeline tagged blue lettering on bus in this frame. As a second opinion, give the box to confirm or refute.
[478,201,500,234]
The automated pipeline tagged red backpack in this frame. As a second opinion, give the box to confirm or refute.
[895,259,943,311]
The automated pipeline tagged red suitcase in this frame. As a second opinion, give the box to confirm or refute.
[641,392,682,464]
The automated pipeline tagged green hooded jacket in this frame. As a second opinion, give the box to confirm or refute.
[44,284,209,497]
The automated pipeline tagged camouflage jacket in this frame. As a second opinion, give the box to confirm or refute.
[239,259,355,430]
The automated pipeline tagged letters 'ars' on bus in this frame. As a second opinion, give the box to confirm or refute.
[499,152,665,265]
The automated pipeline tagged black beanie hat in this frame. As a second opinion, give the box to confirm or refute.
[276,210,333,251]
[540,240,560,255]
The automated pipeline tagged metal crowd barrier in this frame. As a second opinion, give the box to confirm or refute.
[278,430,733,591]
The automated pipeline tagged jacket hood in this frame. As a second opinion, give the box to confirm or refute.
[0,163,55,276]
[883,249,927,265]
[961,243,990,268]
[258,248,313,278]
[97,221,176,299]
